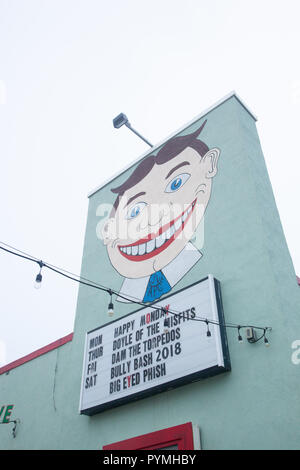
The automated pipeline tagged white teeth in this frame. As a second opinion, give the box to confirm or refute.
[138,243,146,255]
[132,245,138,255]
[120,204,194,256]
[146,238,155,253]
[174,218,181,231]
[165,226,172,239]
[155,232,166,248]
[164,223,176,240]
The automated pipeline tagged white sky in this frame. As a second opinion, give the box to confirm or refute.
[1,0,300,365]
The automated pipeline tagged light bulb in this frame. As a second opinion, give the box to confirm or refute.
[205,320,211,337]
[263,328,270,347]
[163,317,170,334]
[34,272,42,289]
[238,327,243,343]
[108,301,114,317]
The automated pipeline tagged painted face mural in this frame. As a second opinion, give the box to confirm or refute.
[102,120,220,303]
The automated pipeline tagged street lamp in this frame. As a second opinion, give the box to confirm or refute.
[113,113,153,148]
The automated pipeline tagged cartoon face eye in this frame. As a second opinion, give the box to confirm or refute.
[165,173,191,193]
[126,202,147,220]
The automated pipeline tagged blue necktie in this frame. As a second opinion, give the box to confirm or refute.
[143,271,171,303]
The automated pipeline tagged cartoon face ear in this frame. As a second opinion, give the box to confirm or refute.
[101,218,116,245]
[201,148,220,178]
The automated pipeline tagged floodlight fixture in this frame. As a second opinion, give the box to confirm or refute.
[113,113,129,129]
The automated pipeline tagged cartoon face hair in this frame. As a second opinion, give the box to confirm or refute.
[110,119,209,215]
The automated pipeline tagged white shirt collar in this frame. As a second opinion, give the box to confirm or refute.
[116,242,202,303]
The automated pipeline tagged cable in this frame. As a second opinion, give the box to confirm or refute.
[0,242,259,329]
[0,242,272,338]
[0,241,272,333]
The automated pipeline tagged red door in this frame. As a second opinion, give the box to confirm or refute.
[103,422,196,450]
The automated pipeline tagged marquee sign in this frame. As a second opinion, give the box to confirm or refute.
[79,275,230,415]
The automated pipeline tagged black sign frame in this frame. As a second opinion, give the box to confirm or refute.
[79,276,231,416]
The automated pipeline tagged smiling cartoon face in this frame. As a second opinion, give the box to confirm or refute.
[102,124,220,279]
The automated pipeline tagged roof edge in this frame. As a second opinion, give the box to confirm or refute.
[0,332,74,375]
[88,91,257,198]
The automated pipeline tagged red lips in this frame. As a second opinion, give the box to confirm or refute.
[118,199,196,262]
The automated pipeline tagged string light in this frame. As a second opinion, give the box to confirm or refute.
[163,318,170,333]
[163,319,170,333]
[264,328,270,347]
[161,308,169,333]
[34,261,44,290]
[0,242,272,346]
[237,326,243,343]
[205,319,211,337]
[107,289,114,317]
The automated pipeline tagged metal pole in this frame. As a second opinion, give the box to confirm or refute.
[125,122,153,148]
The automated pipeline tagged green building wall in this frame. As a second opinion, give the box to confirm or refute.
[1,94,299,450]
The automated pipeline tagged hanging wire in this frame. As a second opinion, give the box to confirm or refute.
[0,242,264,328]
[0,242,272,341]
